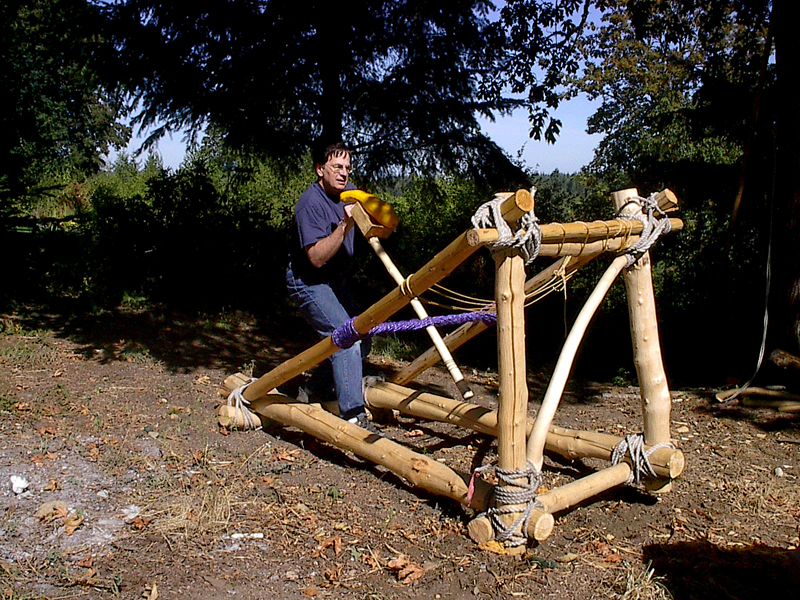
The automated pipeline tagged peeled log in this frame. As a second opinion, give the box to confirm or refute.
[364,381,684,479]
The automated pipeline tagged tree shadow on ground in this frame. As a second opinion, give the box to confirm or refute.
[644,539,800,600]
[700,402,800,434]
[6,302,316,375]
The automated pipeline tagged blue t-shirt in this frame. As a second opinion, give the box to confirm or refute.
[288,182,356,283]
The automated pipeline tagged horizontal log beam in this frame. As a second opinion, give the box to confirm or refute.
[364,381,684,479]
[466,217,684,249]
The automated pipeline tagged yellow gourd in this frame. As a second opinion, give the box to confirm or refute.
[340,190,399,229]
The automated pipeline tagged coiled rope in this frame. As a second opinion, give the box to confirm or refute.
[616,193,672,267]
[610,433,675,486]
[471,193,542,265]
[332,311,497,349]
[468,461,543,547]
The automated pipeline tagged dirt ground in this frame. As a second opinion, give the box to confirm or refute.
[1,307,799,600]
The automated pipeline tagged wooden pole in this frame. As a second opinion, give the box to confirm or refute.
[526,255,629,472]
[365,232,473,399]
[363,381,684,479]
[611,189,673,492]
[390,253,598,386]
[239,190,534,403]
[493,247,530,552]
[466,218,684,249]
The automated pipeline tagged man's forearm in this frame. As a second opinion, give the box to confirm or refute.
[306,218,354,268]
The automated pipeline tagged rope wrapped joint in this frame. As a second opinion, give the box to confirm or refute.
[471,191,542,266]
[469,461,543,548]
[616,193,672,267]
[611,433,675,486]
[225,377,261,431]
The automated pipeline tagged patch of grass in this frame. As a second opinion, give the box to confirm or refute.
[0,394,16,413]
[370,334,421,362]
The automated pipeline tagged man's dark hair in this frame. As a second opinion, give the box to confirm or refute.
[313,141,351,166]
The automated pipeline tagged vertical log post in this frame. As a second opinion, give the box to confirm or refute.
[612,188,674,492]
[492,246,530,552]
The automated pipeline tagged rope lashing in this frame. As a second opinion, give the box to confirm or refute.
[616,193,672,267]
[468,461,543,547]
[610,433,675,486]
[471,192,542,265]
[225,378,261,431]
[332,311,498,350]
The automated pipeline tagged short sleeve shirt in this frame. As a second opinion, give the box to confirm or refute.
[288,182,356,283]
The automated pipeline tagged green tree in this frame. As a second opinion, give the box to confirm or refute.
[101,0,593,185]
[1,0,127,209]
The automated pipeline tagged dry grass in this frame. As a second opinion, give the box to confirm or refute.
[607,561,672,600]
[149,478,250,538]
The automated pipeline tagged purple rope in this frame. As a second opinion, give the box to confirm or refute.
[332,311,498,349]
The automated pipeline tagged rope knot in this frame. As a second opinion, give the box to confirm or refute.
[225,378,261,430]
[471,191,542,265]
[611,433,674,486]
[616,193,672,267]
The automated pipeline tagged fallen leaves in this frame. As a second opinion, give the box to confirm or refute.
[313,536,343,558]
[35,501,84,535]
[35,501,68,523]
[63,512,85,535]
[387,555,425,584]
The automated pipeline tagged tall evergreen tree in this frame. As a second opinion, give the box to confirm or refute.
[102,0,556,184]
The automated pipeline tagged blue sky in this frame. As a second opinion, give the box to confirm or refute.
[116,94,603,175]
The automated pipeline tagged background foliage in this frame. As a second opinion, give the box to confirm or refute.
[3,0,789,388]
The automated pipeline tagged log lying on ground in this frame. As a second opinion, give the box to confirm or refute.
[239,190,534,404]
[217,374,553,536]
[364,381,684,479]
[769,349,800,372]
[715,386,800,412]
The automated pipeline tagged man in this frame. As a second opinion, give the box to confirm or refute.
[285,141,377,432]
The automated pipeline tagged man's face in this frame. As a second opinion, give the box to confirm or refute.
[316,151,351,195]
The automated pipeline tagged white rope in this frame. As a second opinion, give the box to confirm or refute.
[472,461,543,547]
[362,375,385,400]
[471,190,542,265]
[616,193,672,267]
[226,378,261,430]
[611,433,674,486]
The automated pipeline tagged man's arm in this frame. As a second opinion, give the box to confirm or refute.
[305,210,355,268]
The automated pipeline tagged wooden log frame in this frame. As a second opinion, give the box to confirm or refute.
[217,375,555,541]
[216,187,683,547]
[612,189,674,493]
[238,189,535,404]
[352,201,473,400]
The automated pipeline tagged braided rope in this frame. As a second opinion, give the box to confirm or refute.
[616,193,672,267]
[610,433,675,486]
[225,378,261,431]
[471,193,542,265]
[332,311,498,349]
[469,461,543,547]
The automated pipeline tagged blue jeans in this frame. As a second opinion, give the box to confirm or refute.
[286,265,369,418]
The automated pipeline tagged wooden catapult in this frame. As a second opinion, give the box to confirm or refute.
[218,187,686,550]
